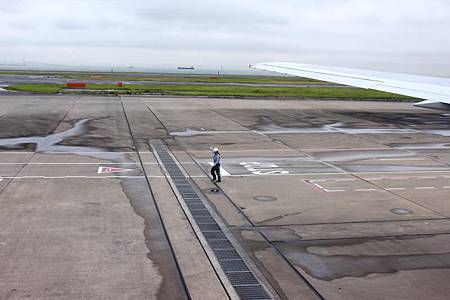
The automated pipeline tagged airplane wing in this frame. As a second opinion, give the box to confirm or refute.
[250,62,450,110]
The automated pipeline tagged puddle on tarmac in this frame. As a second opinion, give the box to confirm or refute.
[391,208,413,215]
[0,118,138,168]
[277,235,450,281]
[254,195,277,202]
[0,119,126,161]
[0,119,89,151]
[170,121,450,137]
[390,142,450,150]
[170,129,248,137]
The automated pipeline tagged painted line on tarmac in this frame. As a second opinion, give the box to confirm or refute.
[0,162,140,165]
[0,162,195,165]
[207,162,231,176]
[316,175,450,182]
[303,179,326,191]
[0,175,163,179]
[307,178,450,193]
[185,170,450,179]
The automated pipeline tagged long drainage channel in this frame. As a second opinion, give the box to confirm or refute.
[151,140,271,300]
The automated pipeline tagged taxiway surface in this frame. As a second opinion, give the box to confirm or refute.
[0,94,449,299]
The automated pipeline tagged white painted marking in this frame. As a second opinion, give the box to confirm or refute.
[417,176,436,179]
[0,175,146,179]
[324,189,346,192]
[335,178,355,182]
[236,161,288,176]
[386,187,406,191]
[310,179,327,182]
[0,162,141,165]
[312,182,325,189]
[98,166,134,174]
[443,186,450,189]
[173,169,450,178]
[208,162,231,176]
[354,188,377,192]
[414,187,435,190]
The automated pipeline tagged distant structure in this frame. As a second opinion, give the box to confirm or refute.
[177,66,195,70]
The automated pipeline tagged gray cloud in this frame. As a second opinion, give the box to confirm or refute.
[1,0,450,75]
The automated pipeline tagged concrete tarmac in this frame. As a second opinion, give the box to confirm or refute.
[0,94,450,299]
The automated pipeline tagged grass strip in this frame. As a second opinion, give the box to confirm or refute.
[6,83,413,100]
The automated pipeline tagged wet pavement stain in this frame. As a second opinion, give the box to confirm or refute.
[0,119,106,153]
[254,195,278,202]
[276,235,450,281]
[390,208,413,215]
[119,178,188,300]
[170,120,450,137]
[0,118,187,299]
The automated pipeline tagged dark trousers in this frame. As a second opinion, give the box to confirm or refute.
[211,164,221,181]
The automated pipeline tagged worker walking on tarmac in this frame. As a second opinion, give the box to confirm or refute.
[210,147,221,182]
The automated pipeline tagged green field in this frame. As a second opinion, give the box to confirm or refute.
[6,83,413,100]
[0,70,328,84]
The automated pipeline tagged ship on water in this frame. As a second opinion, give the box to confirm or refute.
[177,66,195,70]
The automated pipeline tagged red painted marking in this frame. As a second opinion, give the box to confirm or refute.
[66,82,86,88]
[98,166,133,174]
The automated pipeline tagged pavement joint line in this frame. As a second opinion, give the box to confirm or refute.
[250,217,450,228]
[122,101,192,298]
[261,231,450,242]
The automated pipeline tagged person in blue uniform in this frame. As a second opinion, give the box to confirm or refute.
[210,147,221,182]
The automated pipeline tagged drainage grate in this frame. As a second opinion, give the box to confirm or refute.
[152,140,271,300]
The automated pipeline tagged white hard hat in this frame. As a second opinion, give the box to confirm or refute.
[213,147,219,152]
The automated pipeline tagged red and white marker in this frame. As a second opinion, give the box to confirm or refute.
[97,166,134,174]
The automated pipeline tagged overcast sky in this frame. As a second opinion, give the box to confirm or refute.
[1,0,450,75]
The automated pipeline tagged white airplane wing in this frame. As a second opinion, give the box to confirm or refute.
[251,62,450,110]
